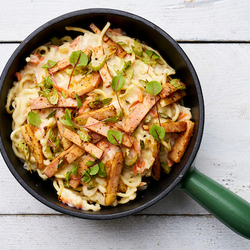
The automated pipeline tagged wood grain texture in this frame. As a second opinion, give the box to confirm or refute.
[1,1,250,247]
[1,0,250,41]
[1,215,250,249]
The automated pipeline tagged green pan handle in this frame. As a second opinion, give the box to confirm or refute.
[181,167,250,239]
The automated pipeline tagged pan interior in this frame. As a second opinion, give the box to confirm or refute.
[0,9,204,219]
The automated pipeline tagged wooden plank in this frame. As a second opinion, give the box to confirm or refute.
[1,0,250,41]
[0,215,250,249]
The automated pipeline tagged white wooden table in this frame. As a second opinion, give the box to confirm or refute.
[1,0,250,249]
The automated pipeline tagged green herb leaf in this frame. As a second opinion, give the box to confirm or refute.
[69,51,88,68]
[65,171,71,183]
[111,75,125,92]
[43,76,54,89]
[60,109,74,127]
[150,124,165,143]
[27,111,42,127]
[61,91,66,99]
[75,93,83,109]
[81,170,91,183]
[89,163,99,176]
[103,117,118,123]
[72,163,78,176]
[49,130,56,142]
[46,110,56,119]
[86,160,95,167]
[88,97,112,109]
[118,108,124,120]
[145,50,160,60]
[42,60,57,69]
[146,81,162,96]
[107,130,123,145]
[98,162,106,177]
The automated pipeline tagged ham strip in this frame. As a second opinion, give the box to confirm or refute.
[20,124,44,169]
[85,117,134,148]
[89,23,127,58]
[105,152,124,205]
[62,128,103,159]
[93,46,113,87]
[122,94,160,133]
[168,120,194,163]
[30,96,77,110]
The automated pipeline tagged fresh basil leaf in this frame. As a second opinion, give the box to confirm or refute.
[107,130,123,145]
[42,60,57,69]
[111,75,125,92]
[46,110,56,119]
[150,124,165,143]
[69,51,88,68]
[146,81,162,96]
[27,111,42,127]
[98,162,106,177]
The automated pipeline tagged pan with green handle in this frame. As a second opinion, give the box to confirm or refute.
[0,8,249,239]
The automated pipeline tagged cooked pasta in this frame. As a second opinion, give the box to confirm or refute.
[6,22,194,211]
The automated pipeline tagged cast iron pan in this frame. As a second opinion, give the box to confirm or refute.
[0,9,249,239]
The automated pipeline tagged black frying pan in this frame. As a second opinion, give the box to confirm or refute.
[0,9,249,239]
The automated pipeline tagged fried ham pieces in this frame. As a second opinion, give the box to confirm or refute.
[21,23,194,210]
